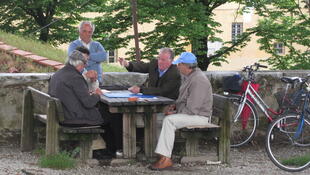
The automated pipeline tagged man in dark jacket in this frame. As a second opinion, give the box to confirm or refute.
[118,48,181,100]
[48,50,103,126]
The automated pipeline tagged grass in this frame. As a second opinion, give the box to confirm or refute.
[0,30,67,63]
[0,30,127,72]
[38,151,76,170]
[281,154,310,166]
[34,143,77,170]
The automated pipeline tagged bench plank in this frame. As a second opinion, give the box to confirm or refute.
[21,89,35,151]
[21,86,105,162]
[179,94,231,164]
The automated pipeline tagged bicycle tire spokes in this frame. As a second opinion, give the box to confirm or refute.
[266,114,310,172]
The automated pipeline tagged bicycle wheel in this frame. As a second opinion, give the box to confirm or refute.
[229,95,258,147]
[265,114,310,172]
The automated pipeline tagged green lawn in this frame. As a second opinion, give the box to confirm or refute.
[0,30,127,72]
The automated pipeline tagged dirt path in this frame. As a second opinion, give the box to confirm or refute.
[1,142,310,175]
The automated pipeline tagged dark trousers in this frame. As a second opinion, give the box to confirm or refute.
[98,103,123,154]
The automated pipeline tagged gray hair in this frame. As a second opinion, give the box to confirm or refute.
[78,21,95,33]
[66,50,87,67]
[183,62,197,69]
[159,47,174,60]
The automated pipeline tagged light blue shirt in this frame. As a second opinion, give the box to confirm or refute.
[68,39,107,83]
[158,69,168,77]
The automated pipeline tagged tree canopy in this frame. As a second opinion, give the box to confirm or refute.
[249,0,310,69]
[1,0,309,70]
[94,0,257,70]
[0,0,102,45]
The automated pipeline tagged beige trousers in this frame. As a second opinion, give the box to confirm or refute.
[155,113,210,158]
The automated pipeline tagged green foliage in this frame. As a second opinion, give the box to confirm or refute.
[38,152,76,170]
[2,0,308,70]
[250,0,310,70]
[94,0,254,70]
[0,0,103,45]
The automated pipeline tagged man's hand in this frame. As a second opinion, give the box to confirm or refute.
[128,86,140,94]
[164,104,176,115]
[92,88,103,96]
[85,70,98,82]
[118,57,129,67]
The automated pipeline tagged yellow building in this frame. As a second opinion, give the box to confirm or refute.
[114,3,281,70]
[79,3,308,71]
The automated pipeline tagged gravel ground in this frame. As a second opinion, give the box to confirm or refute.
[1,142,310,175]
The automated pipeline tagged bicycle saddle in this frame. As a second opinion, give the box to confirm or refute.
[281,77,305,84]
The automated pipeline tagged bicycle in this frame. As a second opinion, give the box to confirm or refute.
[224,63,302,147]
[265,74,310,172]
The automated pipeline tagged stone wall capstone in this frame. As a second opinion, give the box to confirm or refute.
[1,70,310,143]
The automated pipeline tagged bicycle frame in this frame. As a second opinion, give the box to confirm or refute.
[294,92,310,139]
[234,80,283,123]
[276,84,310,144]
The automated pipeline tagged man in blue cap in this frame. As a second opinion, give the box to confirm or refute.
[150,52,213,170]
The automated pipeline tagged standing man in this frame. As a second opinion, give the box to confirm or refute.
[68,21,107,85]
[118,48,181,100]
[75,46,99,92]
[150,52,213,170]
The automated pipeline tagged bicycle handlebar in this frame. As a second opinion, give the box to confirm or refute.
[241,63,268,80]
[255,63,268,69]
[242,63,267,72]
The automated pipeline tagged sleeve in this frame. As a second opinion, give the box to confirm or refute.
[68,42,78,56]
[89,42,107,62]
[126,61,150,73]
[70,76,100,108]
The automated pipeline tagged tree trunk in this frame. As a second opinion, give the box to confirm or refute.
[39,27,49,42]
[192,37,210,71]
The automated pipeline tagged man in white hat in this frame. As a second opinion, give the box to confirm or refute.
[150,52,213,170]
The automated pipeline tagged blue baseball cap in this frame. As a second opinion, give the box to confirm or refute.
[172,52,197,64]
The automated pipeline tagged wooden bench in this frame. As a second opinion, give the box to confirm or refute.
[20,86,104,162]
[179,94,231,164]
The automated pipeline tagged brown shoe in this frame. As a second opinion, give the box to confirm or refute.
[150,156,173,170]
[152,155,165,168]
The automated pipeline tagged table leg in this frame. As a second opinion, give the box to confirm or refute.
[123,113,136,158]
[144,113,157,158]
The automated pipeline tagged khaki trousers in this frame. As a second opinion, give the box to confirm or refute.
[155,113,210,158]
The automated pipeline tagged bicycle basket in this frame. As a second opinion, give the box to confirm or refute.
[274,89,306,109]
[223,75,242,93]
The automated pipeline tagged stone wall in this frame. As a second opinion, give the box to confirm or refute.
[1,70,310,143]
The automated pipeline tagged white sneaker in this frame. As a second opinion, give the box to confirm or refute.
[116,150,123,158]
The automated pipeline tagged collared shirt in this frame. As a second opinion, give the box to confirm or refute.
[158,68,168,77]
[79,37,91,50]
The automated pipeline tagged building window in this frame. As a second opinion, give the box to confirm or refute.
[106,50,117,63]
[274,43,285,54]
[232,23,243,42]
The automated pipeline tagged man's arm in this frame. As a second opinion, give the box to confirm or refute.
[71,76,100,108]
[89,42,107,62]
[68,41,78,56]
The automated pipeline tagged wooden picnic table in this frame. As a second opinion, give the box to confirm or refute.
[100,90,174,159]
